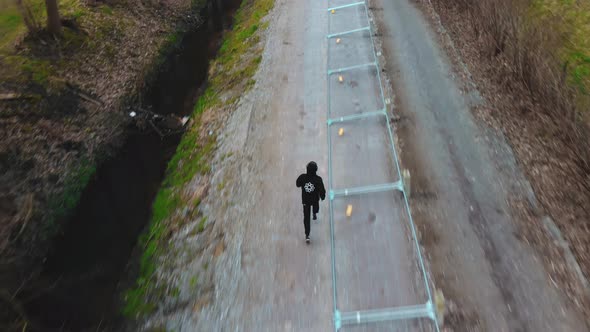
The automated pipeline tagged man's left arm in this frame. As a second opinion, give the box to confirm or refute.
[318,177,326,200]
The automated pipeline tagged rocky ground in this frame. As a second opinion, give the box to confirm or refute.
[387,0,590,329]
[418,0,590,324]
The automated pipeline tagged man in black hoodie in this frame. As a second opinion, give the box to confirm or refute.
[296,161,326,244]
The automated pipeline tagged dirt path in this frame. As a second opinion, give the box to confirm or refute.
[372,0,587,331]
[219,0,334,328]
[169,0,335,330]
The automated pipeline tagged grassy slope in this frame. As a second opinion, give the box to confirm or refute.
[123,0,274,317]
[0,0,117,47]
[1,0,114,82]
[530,0,590,111]
[0,0,46,51]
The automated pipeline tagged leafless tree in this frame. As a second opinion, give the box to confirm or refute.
[15,0,40,33]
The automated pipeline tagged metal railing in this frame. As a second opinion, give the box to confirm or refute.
[325,1,441,330]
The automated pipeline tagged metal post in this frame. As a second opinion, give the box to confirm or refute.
[331,181,403,199]
[327,1,365,12]
[328,61,376,75]
[338,302,435,327]
[327,109,386,126]
[327,26,371,39]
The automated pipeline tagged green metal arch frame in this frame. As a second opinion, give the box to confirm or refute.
[325,1,441,331]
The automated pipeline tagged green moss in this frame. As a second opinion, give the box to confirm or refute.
[122,72,216,320]
[166,31,181,46]
[213,0,273,92]
[70,9,86,20]
[568,52,590,94]
[100,5,114,16]
[189,275,199,289]
[236,24,258,41]
[61,28,86,50]
[0,0,86,51]
[21,58,52,85]
[0,10,21,29]
[170,287,180,298]
[0,0,122,87]
[217,179,226,191]
[0,0,29,51]
[220,152,233,161]
[60,0,87,17]
[44,160,96,240]
[123,286,157,317]
[197,216,207,233]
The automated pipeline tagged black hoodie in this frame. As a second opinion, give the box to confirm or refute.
[296,163,326,204]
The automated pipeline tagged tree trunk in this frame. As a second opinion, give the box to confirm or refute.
[45,0,61,36]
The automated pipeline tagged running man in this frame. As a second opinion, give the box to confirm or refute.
[296,161,326,244]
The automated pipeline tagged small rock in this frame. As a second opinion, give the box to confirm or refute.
[368,212,376,223]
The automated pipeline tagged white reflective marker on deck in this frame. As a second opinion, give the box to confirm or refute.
[327,109,386,126]
[327,1,365,12]
[327,26,370,39]
[330,181,404,200]
[328,61,377,75]
[335,302,436,328]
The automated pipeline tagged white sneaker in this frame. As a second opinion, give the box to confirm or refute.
[306,236,311,244]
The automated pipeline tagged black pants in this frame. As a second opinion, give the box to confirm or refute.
[303,202,319,237]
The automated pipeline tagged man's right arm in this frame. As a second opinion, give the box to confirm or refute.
[296,174,304,187]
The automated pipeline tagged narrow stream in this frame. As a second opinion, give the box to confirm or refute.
[22,0,240,330]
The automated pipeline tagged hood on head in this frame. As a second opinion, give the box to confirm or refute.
[306,161,318,175]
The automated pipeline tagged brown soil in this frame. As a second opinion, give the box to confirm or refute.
[417,0,590,320]
[0,0,197,261]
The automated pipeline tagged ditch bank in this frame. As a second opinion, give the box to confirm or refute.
[3,0,241,330]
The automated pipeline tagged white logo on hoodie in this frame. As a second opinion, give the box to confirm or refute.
[304,182,315,193]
